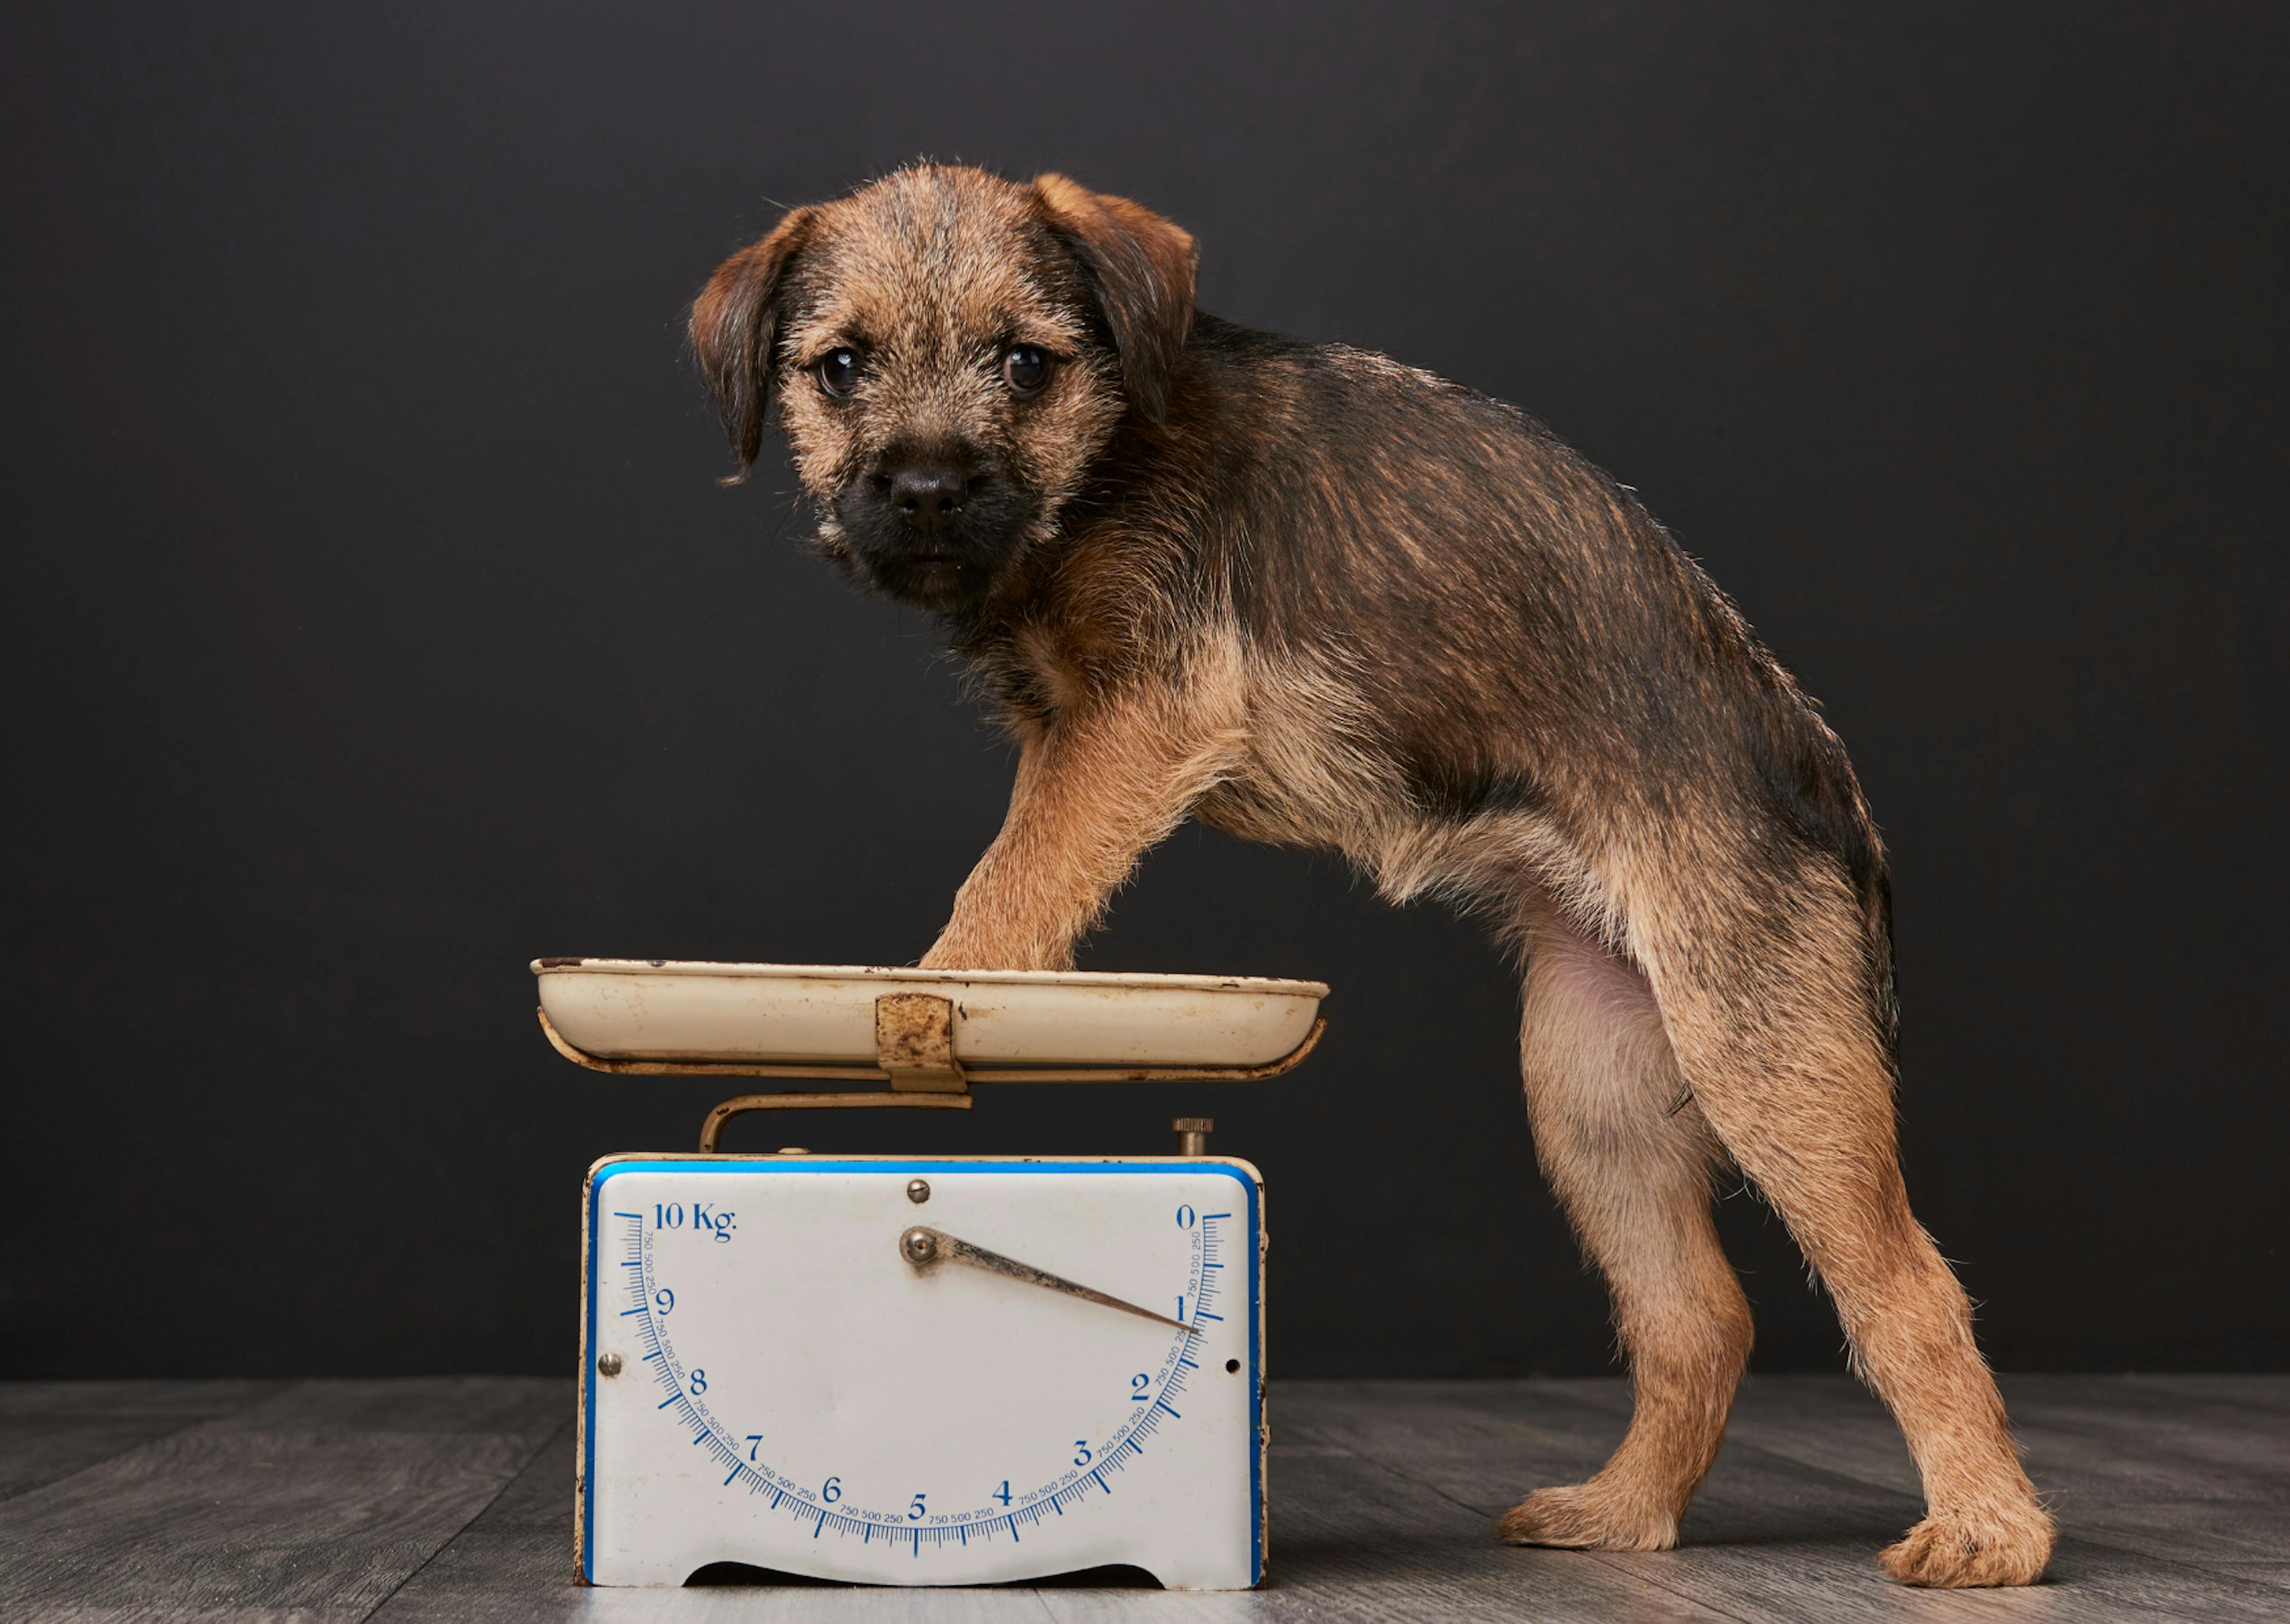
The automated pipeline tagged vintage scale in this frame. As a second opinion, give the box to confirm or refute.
[532,957,1329,1590]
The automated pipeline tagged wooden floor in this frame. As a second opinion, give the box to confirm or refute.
[0,1375,2281,1622]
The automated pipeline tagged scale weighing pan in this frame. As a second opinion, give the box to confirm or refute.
[534,959,1328,1078]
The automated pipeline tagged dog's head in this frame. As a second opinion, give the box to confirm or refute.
[691,165,1197,613]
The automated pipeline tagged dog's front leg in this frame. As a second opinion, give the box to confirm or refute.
[921,687,1239,972]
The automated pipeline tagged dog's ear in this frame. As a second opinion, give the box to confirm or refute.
[1030,174,1197,425]
[690,206,816,482]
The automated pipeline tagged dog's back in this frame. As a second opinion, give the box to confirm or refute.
[989,310,1897,1053]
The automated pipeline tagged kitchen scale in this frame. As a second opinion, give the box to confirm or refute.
[533,957,1330,1590]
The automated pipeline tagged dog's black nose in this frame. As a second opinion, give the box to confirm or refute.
[886,462,968,533]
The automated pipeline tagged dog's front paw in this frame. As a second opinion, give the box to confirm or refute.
[1496,1483,1678,1552]
[1879,1504,2056,1588]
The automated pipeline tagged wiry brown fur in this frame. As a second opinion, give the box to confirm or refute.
[691,164,2056,1588]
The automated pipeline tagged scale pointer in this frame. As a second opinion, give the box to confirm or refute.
[899,1226,1194,1334]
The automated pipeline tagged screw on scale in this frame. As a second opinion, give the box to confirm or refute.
[1173,1117,1212,1155]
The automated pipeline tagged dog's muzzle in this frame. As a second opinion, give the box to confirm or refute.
[840,449,1028,609]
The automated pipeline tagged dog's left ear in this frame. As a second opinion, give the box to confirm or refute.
[690,206,816,482]
[1030,175,1197,425]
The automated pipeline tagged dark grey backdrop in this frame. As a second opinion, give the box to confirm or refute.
[4,2,2283,1380]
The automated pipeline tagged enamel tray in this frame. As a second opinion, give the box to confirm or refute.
[532,959,1328,1073]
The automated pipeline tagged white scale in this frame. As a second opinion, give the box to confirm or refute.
[533,959,1330,1590]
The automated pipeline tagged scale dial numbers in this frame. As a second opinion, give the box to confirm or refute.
[582,1160,1262,1588]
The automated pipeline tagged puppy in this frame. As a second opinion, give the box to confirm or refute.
[689,165,2054,1588]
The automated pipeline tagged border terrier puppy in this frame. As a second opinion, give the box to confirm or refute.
[690,165,2054,1588]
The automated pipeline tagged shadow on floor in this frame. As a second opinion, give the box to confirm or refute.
[686,1560,1164,1589]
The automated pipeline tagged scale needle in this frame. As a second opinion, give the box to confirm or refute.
[899,1226,1194,1334]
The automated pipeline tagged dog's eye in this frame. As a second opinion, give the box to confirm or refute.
[1001,344,1053,396]
[816,348,863,399]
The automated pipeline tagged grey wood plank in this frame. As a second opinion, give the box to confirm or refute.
[1283,1379,1998,1624]
[1277,1377,1629,1505]
[2059,1502,2290,1572]
[2109,1376,2290,1415]
[1557,1375,2290,1552]
[0,1377,560,1621]
[1670,1377,2290,1569]
[1998,1374,2290,1452]
[1667,1443,2290,1624]
[2211,1561,2290,1586]
[0,1608,341,1623]
[1533,1372,1923,1490]
[1237,1439,1736,1624]
[1700,1375,1920,1498]
[0,1380,287,1506]
[2001,1381,2290,1500]
[199,1376,568,1439]
[1683,1374,2290,1509]
[8,1378,2282,1621]
[1288,1378,2290,1624]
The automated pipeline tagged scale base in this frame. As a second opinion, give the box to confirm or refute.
[579,1154,1266,1591]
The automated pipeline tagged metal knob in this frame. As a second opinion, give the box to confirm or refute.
[900,1226,940,1266]
[1174,1117,1212,1156]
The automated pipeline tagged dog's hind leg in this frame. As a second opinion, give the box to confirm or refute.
[1497,896,1753,1552]
[1630,854,2054,1586]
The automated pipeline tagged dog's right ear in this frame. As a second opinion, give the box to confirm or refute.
[690,206,816,482]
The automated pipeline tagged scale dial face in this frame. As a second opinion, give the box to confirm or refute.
[580,1157,1264,1588]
